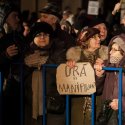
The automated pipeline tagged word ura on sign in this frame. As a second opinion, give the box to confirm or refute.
[65,64,87,77]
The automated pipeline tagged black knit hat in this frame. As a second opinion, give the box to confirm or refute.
[29,22,53,41]
[0,2,18,27]
[89,18,106,27]
[77,27,100,47]
[39,2,62,20]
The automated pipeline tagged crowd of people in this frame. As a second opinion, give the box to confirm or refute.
[0,1,125,125]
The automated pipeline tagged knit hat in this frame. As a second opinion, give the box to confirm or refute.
[29,22,53,41]
[89,18,106,27]
[39,2,62,20]
[77,27,100,47]
[111,37,125,53]
[0,2,18,27]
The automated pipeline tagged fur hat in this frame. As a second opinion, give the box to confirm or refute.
[29,22,53,41]
[0,2,18,27]
[77,27,100,47]
[39,2,62,20]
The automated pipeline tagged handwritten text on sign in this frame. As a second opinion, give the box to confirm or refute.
[56,62,96,95]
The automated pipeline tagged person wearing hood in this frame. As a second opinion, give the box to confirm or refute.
[94,34,125,125]
[24,22,53,124]
[66,27,108,125]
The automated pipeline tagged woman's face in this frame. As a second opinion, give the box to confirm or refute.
[93,23,107,41]
[109,43,123,64]
[34,32,50,48]
[88,34,101,51]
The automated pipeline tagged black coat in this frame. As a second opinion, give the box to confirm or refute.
[47,23,76,64]
[0,31,26,78]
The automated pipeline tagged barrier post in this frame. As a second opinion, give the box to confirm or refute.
[0,72,2,125]
[91,94,95,125]
[20,64,24,125]
[66,95,70,125]
[42,65,46,125]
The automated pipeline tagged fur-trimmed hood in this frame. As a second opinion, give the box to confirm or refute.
[66,45,108,62]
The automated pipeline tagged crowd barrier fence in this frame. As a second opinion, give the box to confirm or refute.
[0,65,123,125]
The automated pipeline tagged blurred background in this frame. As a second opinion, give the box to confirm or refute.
[4,0,121,20]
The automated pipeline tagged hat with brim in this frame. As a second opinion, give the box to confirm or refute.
[39,3,62,20]
[77,27,100,46]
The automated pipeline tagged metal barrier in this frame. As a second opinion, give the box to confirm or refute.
[42,65,123,125]
[0,72,1,125]
[102,67,122,125]
[0,66,123,125]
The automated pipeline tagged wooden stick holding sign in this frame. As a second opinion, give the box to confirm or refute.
[56,62,96,95]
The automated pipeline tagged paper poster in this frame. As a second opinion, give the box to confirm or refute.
[56,62,96,95]
[87,1,99,15]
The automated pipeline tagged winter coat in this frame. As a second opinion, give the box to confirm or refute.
[102,63,125,111]
[96,34,125,112]
[0,31,26,125]
[24,42,50,119]
[47,23,76,64]
[66,45,108,64]
[66,45,108,125]
[0,31,26,78]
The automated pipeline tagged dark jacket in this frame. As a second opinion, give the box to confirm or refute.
[0,31,26,78]
[47,23,76,64]
[96,63,125,112]
[96,34,125,112]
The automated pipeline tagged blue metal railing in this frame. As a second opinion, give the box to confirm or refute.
[42,64,96,125]
[0,66,123,125]
[42,65,123,125]
[0,72,2,125]
[102,67,122,125]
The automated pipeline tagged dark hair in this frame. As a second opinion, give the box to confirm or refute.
[0,1,19,26]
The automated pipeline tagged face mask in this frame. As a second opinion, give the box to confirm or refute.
[110,53,123,64]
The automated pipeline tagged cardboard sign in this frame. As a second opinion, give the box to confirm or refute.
[56,62,96,95]
[87,1,99,15]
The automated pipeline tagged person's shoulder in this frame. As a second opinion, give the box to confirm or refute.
[66,46,81,61]
[99,45,108,60]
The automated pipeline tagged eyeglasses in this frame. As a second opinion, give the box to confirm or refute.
[35,33,49,38]
[110,48,120,52]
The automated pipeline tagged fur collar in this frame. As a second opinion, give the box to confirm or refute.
[66,45,108,62]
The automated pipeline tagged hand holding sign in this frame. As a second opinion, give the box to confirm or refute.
[56,62,96,95]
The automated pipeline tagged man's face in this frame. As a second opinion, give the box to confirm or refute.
[40,13,57,26]
[93,23,107,41]
[6,11,21,31]
[109,43,123,64]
